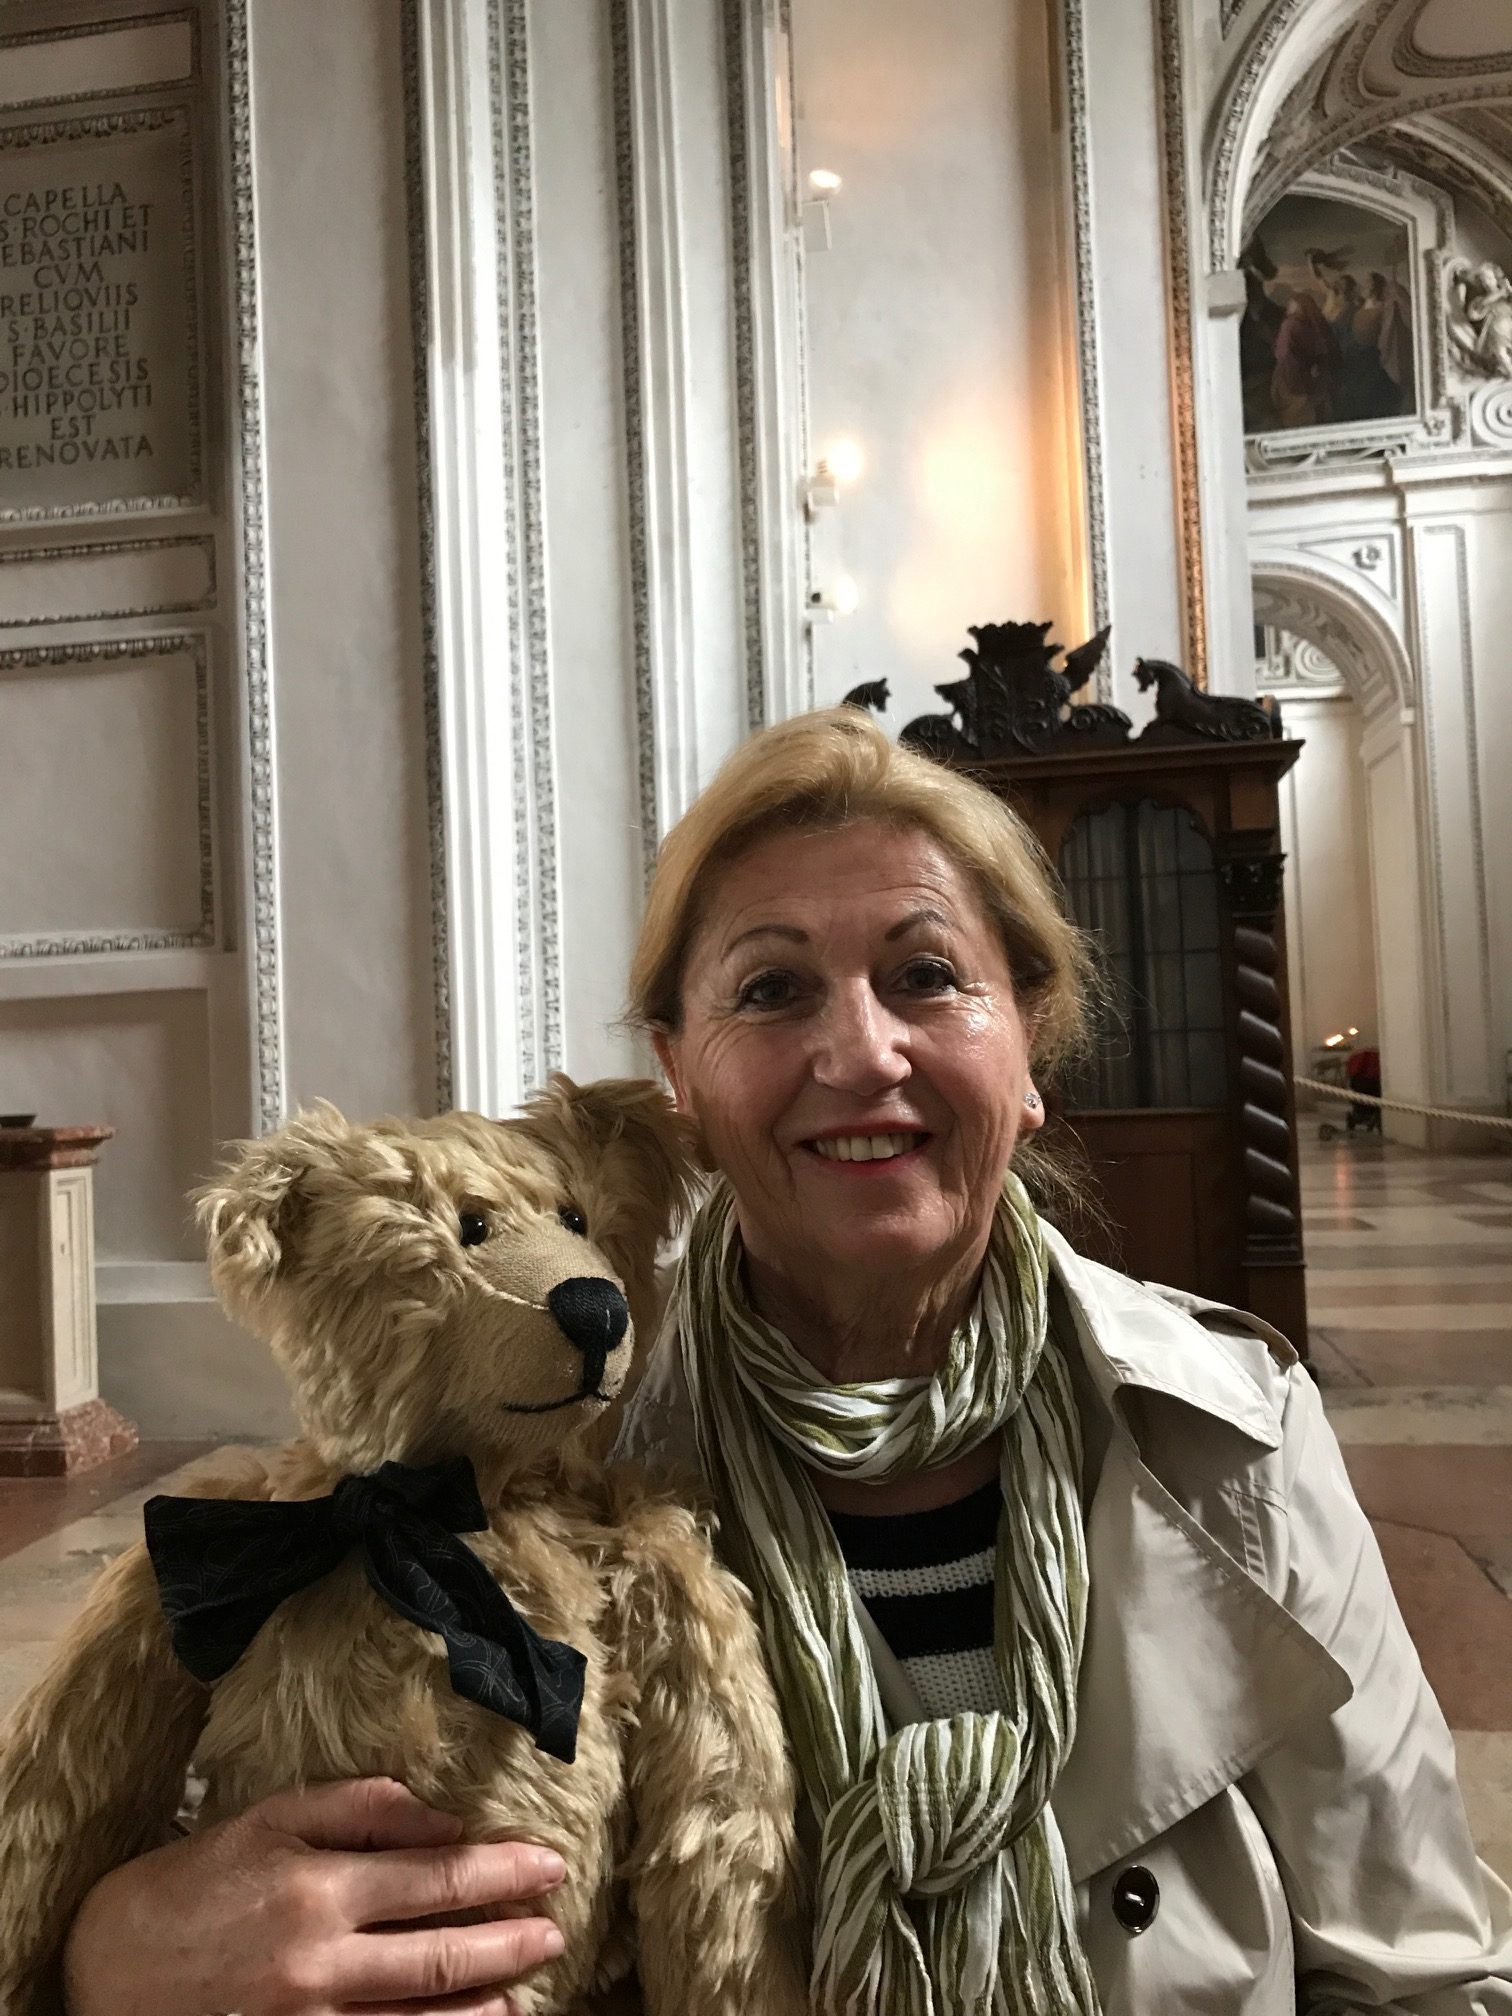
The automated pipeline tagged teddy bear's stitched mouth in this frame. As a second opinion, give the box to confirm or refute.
[500,1385,616,1415]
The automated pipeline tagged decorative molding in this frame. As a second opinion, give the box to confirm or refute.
[0,105,204,527]
[1245,77,1512,236]
[0,631,215,958]
[610,0,657,886]
[1060,0,1111,660]
[1298,531,1401,606]
[1207,0,1315,272]
[1255,625,1348,691]
[400,0,452,1113]
[1394,1,1512,84]
[0,10,198,114]
[489,0,560,1087]
[721,0,762,731]
[223,0,283,1132]
[723,0,810,727]
[0,531,216,627]
[1155,0,1209,689]
[1466,379,1512,448]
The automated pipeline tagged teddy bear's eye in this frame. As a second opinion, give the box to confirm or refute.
[559,1204,588,1238]
[458,1210,489,1248]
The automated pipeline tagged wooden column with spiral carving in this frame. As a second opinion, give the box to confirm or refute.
[1216,830,1308,1353]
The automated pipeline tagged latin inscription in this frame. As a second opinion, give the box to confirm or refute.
[0,116,197,514]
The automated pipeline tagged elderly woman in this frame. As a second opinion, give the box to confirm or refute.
[62,711,1512,2013]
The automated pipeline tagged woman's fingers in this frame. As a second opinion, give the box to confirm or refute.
[345,1841,567,1928]
[333,1916,565,2001]
[256,1775,466,1853]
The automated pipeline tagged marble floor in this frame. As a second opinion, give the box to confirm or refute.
[1302,1124,1512,1881]
[0,1128,1507,1888]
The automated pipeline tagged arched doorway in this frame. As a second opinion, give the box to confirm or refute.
[1251,554,1434,1143]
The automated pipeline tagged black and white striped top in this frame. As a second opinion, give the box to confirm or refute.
[827,1479,1002,1718]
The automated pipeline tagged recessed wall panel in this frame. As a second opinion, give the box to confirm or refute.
[0,634,212,953]
[0,17,196,112]
[0,534,215,627]
[0,989,212,1261]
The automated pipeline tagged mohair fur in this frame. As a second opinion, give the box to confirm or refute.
[0,1076,805,2016]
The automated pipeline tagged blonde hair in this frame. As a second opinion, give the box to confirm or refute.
[628,708,1094,1081]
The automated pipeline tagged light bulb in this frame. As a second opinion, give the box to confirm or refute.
[827,439,864,485]
[808,167,843,195]
[832,573,860,616]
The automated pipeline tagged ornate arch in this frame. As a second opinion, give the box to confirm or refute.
[1249,550,1415,723]
[1206,0,1363,271]
[1208,0,1512,271]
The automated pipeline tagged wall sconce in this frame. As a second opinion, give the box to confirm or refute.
[806,573,860,625]
[802,166,842,249]
[803,440,864,520]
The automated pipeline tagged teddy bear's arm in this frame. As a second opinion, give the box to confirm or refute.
[0,1537,210,2015]
[602,1481,809,2016]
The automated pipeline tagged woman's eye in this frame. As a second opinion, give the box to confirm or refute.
[900,958,958,995]
[458,1210,489,1248]
[736,969,798,1011]
[559,1204,588,1237]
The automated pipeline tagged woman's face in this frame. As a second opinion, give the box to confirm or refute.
[654,819,1043,1293]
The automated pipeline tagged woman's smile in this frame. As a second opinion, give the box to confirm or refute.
[801,1128,932,1169]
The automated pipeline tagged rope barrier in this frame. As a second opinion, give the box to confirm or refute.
[1294,1073,1512,1134]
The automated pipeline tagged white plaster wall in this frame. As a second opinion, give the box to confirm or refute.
[790,0,1086,725]
[1080,0,1190,713]
[1272,693,1380,1067]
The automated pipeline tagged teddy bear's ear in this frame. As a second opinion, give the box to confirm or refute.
[518,1074,700,1263]
[194,1102,350,1321]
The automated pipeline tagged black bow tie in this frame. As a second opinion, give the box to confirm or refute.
[143,1457,585,1763]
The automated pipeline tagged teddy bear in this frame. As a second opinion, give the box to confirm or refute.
[0,1076,806,2016]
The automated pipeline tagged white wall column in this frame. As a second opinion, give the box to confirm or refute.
[1360,710,1432,1146]
[1078,0,1191,713]
[1196,270,1258,696]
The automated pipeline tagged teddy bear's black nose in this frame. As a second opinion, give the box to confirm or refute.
[547,1278,630,1373]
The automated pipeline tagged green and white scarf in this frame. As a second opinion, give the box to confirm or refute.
[675,1173,1100,2016]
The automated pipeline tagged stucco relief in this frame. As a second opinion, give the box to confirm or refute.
[1445,259,1512,378]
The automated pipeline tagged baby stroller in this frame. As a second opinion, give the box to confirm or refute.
[1318,1045,1382,1140]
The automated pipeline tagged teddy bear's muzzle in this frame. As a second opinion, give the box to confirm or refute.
[545,1275,630,1397]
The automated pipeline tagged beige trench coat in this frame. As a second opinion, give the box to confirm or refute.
[613,1225,1512,2012]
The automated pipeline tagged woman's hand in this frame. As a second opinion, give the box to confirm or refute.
[62,1776,567,2016]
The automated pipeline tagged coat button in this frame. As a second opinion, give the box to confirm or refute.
[1111,1865,1160,1934]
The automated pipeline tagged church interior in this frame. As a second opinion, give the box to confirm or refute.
[2,0,1511,1945]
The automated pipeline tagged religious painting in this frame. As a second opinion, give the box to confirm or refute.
[1240,195,1416,436]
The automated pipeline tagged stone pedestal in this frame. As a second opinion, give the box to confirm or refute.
[0,1126,137,1476]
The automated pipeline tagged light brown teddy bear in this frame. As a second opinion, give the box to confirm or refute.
[0,1077,805,2016]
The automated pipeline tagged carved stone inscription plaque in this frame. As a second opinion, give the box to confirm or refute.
[0,108,199,519]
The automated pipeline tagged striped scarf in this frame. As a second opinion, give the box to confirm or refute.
[676,1174,1099,2016]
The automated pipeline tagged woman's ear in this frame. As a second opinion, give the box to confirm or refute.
[650,1029,686,1109]
[1020,1079,1046,1134]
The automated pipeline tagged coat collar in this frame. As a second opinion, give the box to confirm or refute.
[1043,1227,1352,1881]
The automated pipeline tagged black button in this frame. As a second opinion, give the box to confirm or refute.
[1111,1864,1159,1934]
